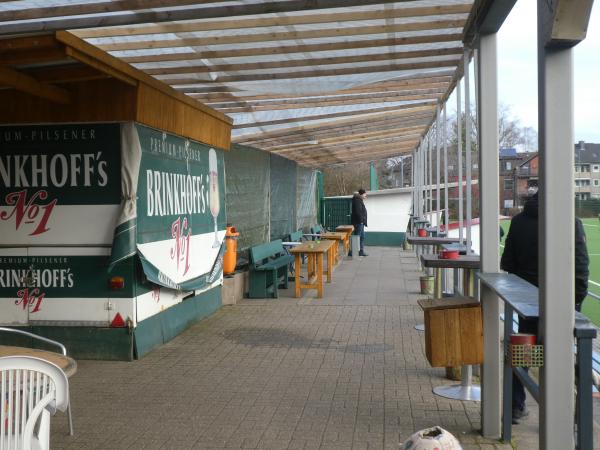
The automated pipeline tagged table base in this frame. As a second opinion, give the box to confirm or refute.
[433,384,481,402]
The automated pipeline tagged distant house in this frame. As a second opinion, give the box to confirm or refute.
[499,148,536,214]
[574,141,600,200]
[513,153,539,209]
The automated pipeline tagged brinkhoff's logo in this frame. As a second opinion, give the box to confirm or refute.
[0,190,56,236]
[170,216,191,276]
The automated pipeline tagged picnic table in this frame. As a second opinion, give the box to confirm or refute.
[289,240,335,298]
[335,225,354,253]
[320,231,347,264]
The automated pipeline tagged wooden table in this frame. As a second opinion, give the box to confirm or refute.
[0,345,77,377]
[289,240,335,298]
[420,253,481,298]
[320,232,347,264]
[335,225,354,253]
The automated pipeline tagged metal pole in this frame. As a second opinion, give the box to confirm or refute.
[457,80,464,247]
[464,50,473,255]
[477,34,502,439]
[443,104,449,231]
[428,133,433,219]
[538,10,576,448]
[436,105,442,231]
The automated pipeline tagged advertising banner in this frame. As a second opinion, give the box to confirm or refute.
[115,124,227,291]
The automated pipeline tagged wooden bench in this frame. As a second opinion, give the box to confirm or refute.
[248,239,294,298]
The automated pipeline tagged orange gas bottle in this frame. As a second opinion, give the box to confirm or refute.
[223,226,240,275]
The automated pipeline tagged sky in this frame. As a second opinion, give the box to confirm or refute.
[497,0,600,144]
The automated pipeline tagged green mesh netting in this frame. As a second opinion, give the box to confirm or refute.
[224,144,270,251]
[297,166,317,232]
[270,154,297,240]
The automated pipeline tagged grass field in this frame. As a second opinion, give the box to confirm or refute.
[499,218,600,327]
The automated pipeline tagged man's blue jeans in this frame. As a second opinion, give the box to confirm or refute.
[353,223,365,253]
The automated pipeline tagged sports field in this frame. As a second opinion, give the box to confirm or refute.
[499,218,600,327]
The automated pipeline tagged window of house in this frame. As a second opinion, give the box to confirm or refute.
[576,165,581,172]
[594,180,600,187]
[504,199,514,208]
[504,179,514,190]
[594,165,600,172]
[506,161,512,170]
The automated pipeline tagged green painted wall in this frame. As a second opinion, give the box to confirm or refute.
[364,231,405,247]
[134,286,221,358]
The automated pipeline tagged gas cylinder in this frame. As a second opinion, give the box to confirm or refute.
[223,226,240,275]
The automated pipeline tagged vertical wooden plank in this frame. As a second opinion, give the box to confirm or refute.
[444,308,462,366]
[460,305,483,364]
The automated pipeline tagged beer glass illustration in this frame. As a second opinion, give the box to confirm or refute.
[208,149,220,248]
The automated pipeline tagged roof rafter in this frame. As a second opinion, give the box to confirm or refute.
[0,0,421,35]
[120,34,463,63]
[95,19,466,52]
[233,103,437,129]
[165,61,459,85]
[143,47,463,76]
[74,3,472,38]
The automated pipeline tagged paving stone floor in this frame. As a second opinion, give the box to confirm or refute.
[50,247,547,449]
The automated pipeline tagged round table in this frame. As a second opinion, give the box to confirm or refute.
[0,345,77,377]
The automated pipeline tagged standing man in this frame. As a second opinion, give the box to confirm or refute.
[350,188,368,257]
[501,192,589,424]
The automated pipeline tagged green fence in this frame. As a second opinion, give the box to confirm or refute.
[576,199,600,218]
[323,197,352,230]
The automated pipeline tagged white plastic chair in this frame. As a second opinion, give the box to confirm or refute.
[0,356,69,450]
[0,328,73,436]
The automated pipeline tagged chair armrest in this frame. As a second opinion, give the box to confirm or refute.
[0,327,67,355]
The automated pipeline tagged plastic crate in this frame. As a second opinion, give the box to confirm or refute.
[508,344,544,368]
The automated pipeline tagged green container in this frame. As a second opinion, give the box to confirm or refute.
[419,275,435,295]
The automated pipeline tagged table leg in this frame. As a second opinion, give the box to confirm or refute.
[317,253,324,298]
[294,254,302,298]
[326,248,333,283]
[463,268,475,297]
[308,254,314,278]
[434,267,443,298]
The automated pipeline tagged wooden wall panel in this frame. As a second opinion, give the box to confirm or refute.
[136,82,231,150]
[0,79,137,124]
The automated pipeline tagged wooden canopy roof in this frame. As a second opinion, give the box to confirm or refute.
[0,0,477,166]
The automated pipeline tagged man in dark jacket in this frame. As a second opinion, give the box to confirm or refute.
[500,192,589,423]
[350,188,368,257]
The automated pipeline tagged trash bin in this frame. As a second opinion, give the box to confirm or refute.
[223,226,240,275]
[350,235,360,257]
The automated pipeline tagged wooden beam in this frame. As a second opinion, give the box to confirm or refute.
[263,126,426,150]
[305,149,414,167]
[75,3,473,38]
[190,80,452,103]
[121,34,464,63]
[27,64,111,84]
[291,143,417,164]
[0,66,70,104]
[214,92,446,113]
[0,0,419,35]
[0,48,68,66]
[233,103,436,129]
[165,61,460,85]
[233,108,435,141]
[274,135,422,154]
[247,117,432,146]
[294,145,417,165]
[54,31,233,125]
[0,35,58,53]
[0,0,218,23]
[143,47,463,76]
[97,19,466,52]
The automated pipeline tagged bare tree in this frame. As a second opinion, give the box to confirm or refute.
[322,163,369,196]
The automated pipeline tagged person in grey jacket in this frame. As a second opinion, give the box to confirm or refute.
[350,188,368,256]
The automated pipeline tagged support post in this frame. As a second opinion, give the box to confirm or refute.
[477,33,502,439]
[538,5,576,447]
[443,104,449,230]
[464,50,473,255]
[436,105,442,231]
[457,80,464,245]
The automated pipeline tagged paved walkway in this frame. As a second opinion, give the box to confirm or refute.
[51,247,542,449]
